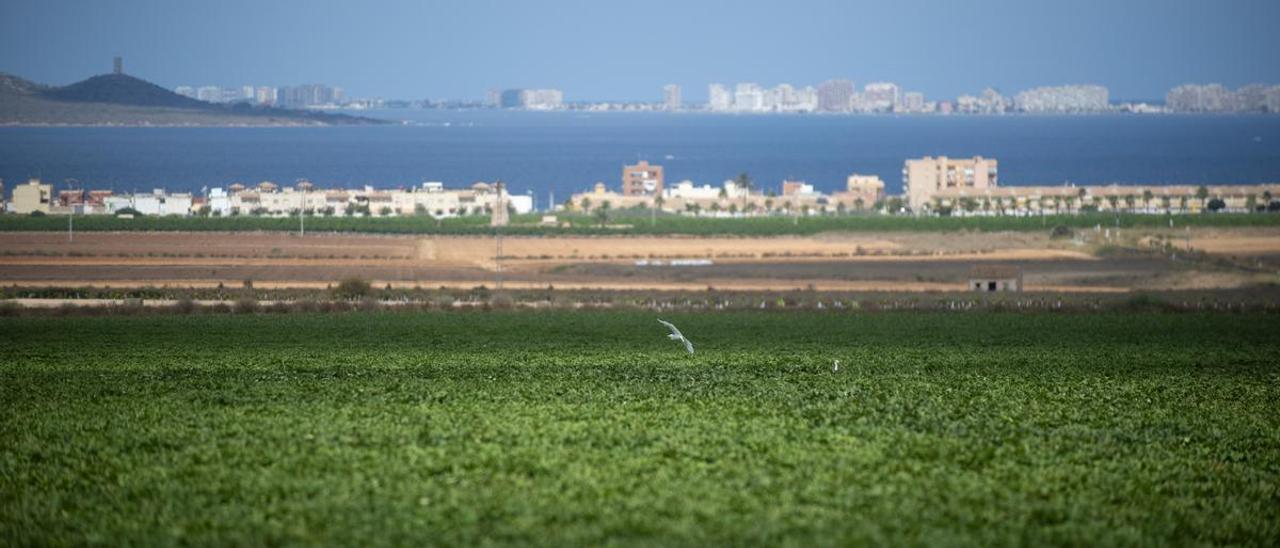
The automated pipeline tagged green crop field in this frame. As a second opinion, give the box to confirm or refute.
[2,311,1278,546]
[3,210,1279,236]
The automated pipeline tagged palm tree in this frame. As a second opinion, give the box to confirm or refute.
[1196,186,1210,208]
[1123,195,1136,212]
[1107,195,1119,211]
[1142,189,1154,212]
[579,197,591,211]
[735,172,753,211]
[1246,194,1257,212]
[594,208,609,227]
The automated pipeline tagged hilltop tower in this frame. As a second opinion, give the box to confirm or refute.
[113,56,123,75]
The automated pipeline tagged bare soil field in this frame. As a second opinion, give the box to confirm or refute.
[0,229,1275,292]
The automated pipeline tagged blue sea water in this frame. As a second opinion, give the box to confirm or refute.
[2,111,1278,208]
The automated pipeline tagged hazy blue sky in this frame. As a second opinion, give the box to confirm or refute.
[2,0,1278,101]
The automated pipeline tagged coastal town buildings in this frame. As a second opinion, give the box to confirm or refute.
[860,82,901,112]
[705,82,819,113]
[570,172,887,216]
[5,166,1277,221]
[3,180,532,218]
[926,183,1280,215]
[663,85,681,111]
[1166,83,1280,113]
[9,179,52,214]
[497,88,564,110]
[1014,85,1109,113]
[622,161,664,197]
[816,80,855,113]
[708,84,732,111]
[903,156,1000,212]
[840,175,886,208]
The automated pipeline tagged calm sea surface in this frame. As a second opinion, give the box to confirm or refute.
[2,111,1278,207]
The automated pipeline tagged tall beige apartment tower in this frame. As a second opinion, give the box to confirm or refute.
[903,156,998,212]
[622,160,664,197]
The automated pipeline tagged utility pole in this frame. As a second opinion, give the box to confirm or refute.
[64,178,78,242]
[296,178,309,237]
[492,181,506,290]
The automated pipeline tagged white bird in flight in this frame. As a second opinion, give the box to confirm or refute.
[658,319,695,354]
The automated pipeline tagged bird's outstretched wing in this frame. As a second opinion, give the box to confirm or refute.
[657,319,683,339]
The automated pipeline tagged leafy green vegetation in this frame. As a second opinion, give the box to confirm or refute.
[3,210,1278,236]
[2,311,1278,545]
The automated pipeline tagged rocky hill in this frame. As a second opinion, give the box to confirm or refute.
[0,72,385,126]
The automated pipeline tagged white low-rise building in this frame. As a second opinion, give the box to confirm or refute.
[116,189,194,216]
[664,180,722,200]
[207,188,232,215]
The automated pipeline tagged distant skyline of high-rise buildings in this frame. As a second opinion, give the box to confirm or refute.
[167,75,1280,114]
[3,0,1279,101]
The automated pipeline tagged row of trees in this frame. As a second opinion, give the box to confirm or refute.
[937,187,1278,215]
[189,203,517,219]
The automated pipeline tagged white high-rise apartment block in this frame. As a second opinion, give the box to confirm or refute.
[734,83,764,112]
[196,86,222,102]
[708,84,732,111]
[255,86,277,105]
[863,82,900,112]
[663,84,681,111]
[793,86,818,112]
[902,91,926,113]
[1015,85,1108,112]
[521,89,564,110]
[1166,83,1278,113]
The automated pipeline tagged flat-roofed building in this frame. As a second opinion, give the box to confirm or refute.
[903,156,999,212]
[930,183,1280,216]
[969,265,1023,292]
[622,160,664,197]
[833,174,885,210]
[11,179,53,214]
[781,180,816,196]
